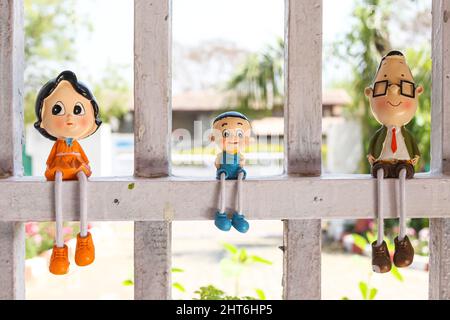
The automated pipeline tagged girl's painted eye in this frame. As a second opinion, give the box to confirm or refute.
[236,129,244,138]
[73,102,85,116]
[222,129,230,138]
[51,102,65,116]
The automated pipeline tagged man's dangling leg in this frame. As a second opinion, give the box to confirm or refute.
[393,167,414,268]
[371,167,392,273]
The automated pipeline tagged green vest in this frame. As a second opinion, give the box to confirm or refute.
[368,125,420,159]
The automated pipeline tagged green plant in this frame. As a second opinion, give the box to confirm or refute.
[220,243,272,297]
[122,267,186,293]
[193,285,261,300]
[344,232,404,300]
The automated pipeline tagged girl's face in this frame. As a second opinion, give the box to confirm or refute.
[40,80,97,140]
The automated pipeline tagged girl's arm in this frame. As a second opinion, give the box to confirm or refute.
[75,141,90,164]
[46,142,58,168]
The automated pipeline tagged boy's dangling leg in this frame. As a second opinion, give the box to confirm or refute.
[394,167,414,268]
[49,171,70,275]
[214,172,232,231]
[231,171,249,233]
[75,171,95,266]
[371,167,392,273]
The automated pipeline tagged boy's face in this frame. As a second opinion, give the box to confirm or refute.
[365,55,423,127]
[40,80,97,140]
[211,117,251,154]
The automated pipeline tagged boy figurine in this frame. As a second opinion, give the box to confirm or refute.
[365,50,423,273]
[210,111,251,233]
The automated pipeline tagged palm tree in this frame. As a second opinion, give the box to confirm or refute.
[225,37,284,118]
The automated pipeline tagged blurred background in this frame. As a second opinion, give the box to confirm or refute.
[23,0,431,299]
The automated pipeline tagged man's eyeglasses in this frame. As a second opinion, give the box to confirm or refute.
[372,80,416,98]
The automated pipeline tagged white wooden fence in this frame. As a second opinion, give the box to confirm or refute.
[0,0,449,300]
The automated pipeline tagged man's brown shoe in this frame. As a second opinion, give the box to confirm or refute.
[393,235,414,268]
[372,240,392,273]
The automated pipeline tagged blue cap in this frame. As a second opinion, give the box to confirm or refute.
[213,111,250,124]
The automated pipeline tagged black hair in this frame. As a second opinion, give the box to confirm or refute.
[374,50,414,81]
[34,70,102,141]
[376,50,405,72]
[213,111,250,124]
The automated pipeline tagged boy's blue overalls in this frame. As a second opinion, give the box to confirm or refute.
[215,151,249,233]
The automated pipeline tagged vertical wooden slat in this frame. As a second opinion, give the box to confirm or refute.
[0,0,25,300]
[429,0,450,300]
[133,0,172,300]
[282,0,322,300]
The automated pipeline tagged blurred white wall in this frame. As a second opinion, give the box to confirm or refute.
[325,118,362,174]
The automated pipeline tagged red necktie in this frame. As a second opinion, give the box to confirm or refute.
[391,128,397,153]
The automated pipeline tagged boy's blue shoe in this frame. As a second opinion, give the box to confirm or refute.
[231,212,249,233]
[215,211,232,231]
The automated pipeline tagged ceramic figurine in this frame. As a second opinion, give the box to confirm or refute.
[365,50,423,273]
[34,70,102,275]
[210,111,251,233]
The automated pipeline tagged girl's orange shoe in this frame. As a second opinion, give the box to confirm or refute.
[75,232,95,266]
[49,245,70,275]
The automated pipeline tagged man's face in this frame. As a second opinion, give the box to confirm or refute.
[211,117,251,154]
[365,55,423,127]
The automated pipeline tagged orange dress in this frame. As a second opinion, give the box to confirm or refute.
[45,139,92,181]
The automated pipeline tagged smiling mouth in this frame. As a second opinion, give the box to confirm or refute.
[66,122,74,126]
[387,101,402,107]
[228,142,239,145]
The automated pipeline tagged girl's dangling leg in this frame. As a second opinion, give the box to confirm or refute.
[231,171,249,233]
[75,171,95,266]
[393,167,414,268]
[214,172,232,231]
[49,171,70,275]
[371,167,391,273]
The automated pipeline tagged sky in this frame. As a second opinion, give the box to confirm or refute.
[71,0,355,89]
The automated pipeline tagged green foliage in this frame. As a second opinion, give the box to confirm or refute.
[220,242,272,297]
[225,38,284,118]
[24,0,90,124]
[193,285,257,300]
[93,65,132,123]
[23,1,131,125]
[359,281,378,300]
[173,282,186,293]
[332,0,394,173]
[122,279,133,286]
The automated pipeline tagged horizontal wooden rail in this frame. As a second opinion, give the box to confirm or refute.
[1,173,449,221]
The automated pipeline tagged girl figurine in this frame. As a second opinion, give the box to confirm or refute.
[34,70,102,275]
[365,51,423,273]
[210,111,251,233]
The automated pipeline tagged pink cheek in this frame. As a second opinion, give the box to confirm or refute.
[402,100,413,109]
[55,118,66,129]
[79,118,88,127]
[373,97,387,109]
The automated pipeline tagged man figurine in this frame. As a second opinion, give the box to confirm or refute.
[365,50,423,273]
[210,111,251,233]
